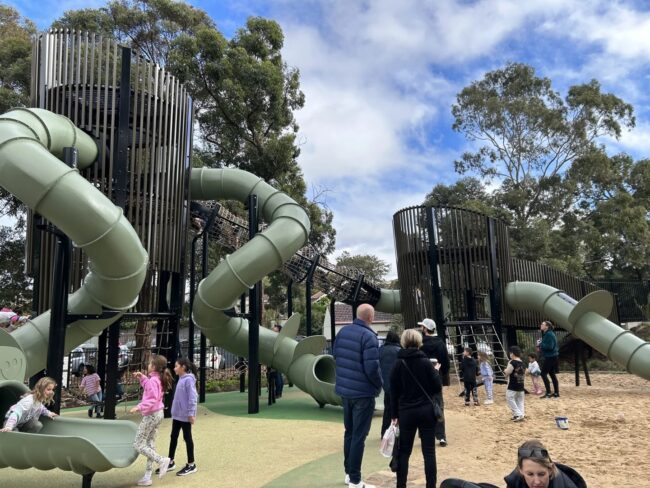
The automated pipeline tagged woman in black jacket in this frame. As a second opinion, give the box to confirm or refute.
[504,439,587,488]
[440,439,586,488]
[379,330,402,437]
[390,329,442,488]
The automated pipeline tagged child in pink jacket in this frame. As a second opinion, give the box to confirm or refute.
[129,355,173,486]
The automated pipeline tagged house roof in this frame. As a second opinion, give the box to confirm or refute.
[333,302,392,325]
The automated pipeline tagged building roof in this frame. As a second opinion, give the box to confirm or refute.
[333,302,392,325]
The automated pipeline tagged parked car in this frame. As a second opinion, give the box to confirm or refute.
[69,343,130,376]
[69,343,97,376]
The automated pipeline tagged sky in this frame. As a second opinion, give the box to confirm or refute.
[9,0,650,279]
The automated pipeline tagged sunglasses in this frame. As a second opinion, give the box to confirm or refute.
[518,447,549,460]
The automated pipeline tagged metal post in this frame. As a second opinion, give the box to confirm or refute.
[103,319,120,420]
[188,235,198,363]
[196,206,220,403]
[486,218,503,340]
[287,280,293,316]
[305,256,320,336]
[329,298,336,351]
[45,147,76,413]
[239,295,246,393]
[425,207,446,337]
[97,329,107,392]
[247,194,260,414]
[114,47,131,210]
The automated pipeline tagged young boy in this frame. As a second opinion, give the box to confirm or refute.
[505,346,526,421]
[460,347,479,406]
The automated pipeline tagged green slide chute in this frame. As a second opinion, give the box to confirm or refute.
[191,167,344,406]
[505,281,650,381]
[0,108,147,474]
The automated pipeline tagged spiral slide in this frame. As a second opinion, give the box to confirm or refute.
[0,108,148,475]
[505,281,650,381]
[189,168,399,407]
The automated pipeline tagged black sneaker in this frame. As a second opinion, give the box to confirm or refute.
[552,393,560,398]
[540,393,552,399]
[176,464,197,476]
[155,460,175,474]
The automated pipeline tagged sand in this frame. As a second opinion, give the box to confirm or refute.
[368,372,650,488]
[1,372,648,487]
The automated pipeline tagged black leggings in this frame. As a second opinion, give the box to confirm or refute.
[541,356,559,395]
[169,419,194,464]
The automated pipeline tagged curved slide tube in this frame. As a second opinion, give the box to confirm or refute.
[505,281,650,381]
[0,108,147,473]
[375,288,401,314]
[191,168,344,406]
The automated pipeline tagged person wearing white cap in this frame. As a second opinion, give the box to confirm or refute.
[418,318,450,447]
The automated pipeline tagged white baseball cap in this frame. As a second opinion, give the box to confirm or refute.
[418,318,436,331]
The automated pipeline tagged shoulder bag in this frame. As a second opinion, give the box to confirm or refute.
[401,359,444,422]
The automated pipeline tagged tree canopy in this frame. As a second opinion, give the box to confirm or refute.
[335,251,391,285]
[51,1,334,253]
[0,6,36,221]
[442,62,648,279]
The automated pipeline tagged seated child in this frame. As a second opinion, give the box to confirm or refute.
[1,377,58,433]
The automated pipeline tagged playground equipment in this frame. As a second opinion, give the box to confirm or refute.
[505,282,650,380]
[0,108,145,480]
[1,28,649,487]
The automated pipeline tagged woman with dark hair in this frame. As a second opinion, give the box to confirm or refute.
[379,330,401,437]
[539,321,560,398]
[390,329,442,488]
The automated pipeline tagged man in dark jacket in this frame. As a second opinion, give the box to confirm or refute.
[333,303,382,488]
[419,318,450,447]
[379,330,401,437]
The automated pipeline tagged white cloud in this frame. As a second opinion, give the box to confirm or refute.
[607,121,650,159]
[272,0,574,272]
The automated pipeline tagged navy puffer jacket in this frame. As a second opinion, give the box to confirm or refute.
[333,319,383,398]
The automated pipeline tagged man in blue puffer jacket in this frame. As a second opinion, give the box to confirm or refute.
[334,303,382,488]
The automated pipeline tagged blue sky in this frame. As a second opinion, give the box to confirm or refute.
[10,0,650,278]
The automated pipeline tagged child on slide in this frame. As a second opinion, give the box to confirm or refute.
[1,377,58,433]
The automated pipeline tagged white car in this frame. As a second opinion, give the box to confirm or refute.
[69,343,129,376]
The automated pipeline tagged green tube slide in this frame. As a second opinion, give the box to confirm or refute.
[505,281,650,381]
[375,289,401,314]
[191,167,343,406]
[0,108,147,474]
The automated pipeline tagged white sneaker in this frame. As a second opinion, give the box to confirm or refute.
[484,399,494,405]
[349,482,376,488]
[158,457,171,478]
[137,477,152,486]
[344,474,350,484]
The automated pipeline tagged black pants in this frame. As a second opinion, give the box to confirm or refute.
[169,419,194,464]
[397,403,437,488]
[464,381,478,403]
[433,390,446,441]
[381,391,392,438]
[541,356,559,395]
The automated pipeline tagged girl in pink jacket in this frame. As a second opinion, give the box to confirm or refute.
[129,355,173,486]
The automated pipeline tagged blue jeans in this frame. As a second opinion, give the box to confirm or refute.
[343,397,375,484]
[275,371,284,397]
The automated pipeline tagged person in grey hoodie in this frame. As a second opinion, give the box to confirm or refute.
[160,357,198,477]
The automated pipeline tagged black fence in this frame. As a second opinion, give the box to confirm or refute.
[593,280,650,323]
